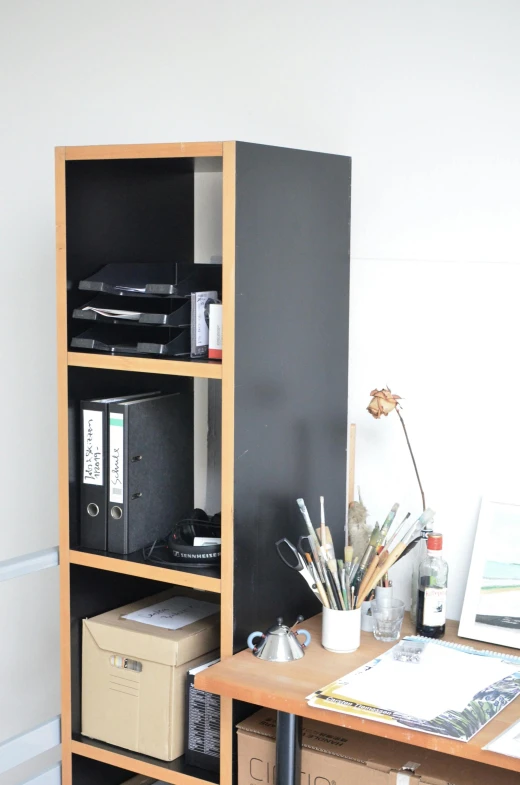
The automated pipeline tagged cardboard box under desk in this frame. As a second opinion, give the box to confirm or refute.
[237,709,518,785]
[81,590,219,761]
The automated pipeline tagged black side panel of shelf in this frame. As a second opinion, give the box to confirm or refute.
[233,143,351,647]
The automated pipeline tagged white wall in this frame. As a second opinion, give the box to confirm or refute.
[1,2,519,749]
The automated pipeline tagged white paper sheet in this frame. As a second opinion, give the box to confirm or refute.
[82,307,142,320]
[484,719,520,759]
[122,596,219,630]
[333,643,518,720]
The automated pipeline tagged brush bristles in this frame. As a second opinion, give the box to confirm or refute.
[369,524,380,547]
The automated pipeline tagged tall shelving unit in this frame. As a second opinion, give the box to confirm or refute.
[56,141,350,785]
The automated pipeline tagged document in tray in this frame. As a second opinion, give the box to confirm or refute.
[82,306,142,320]
[485,718,520,759]
[307,637,520,742]
[122,596,219,630]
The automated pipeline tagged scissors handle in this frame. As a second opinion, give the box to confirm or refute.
[275,538,303,571]
[297,535,314,560]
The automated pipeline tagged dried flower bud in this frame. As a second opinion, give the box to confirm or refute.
[367,387,401,419]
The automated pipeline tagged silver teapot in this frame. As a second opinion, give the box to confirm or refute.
[246,616,311,662]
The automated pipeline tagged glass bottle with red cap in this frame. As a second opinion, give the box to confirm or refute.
[416,533,448,638]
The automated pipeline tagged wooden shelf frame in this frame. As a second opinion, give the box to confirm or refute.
[68,352,223,379]
[69,550,221,593]
[64,142,223,161]
[57,140,351,785]
[57,141,236,785]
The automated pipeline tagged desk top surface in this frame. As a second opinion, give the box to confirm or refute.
[196,614,520,773]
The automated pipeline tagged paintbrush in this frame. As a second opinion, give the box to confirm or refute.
[349,556,360,585]
[337,559,349,609]
[327,557,346,610]
[395,508,435,561]
[304,553,330,608]
[344,544,354,572]
[378,503,399,544]
[381,512,411,555]
[319,546,339,609]
[353,523,380,590]
[320,496,327,556]
[356,534,412,608]
[296,499,331,593]
[344,569,351,610]
[324,526,336,561]
[355,513,432,608]
[356,550,381,602]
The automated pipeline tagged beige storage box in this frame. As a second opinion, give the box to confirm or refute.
[82,589,219,761]
[237,709,519,785]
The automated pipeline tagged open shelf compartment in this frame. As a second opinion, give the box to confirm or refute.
[69,565,220,785]
[65,154,223,364]
[72,737,219,785]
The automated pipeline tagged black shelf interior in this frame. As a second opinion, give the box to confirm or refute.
[65,157,223,361]
[73,737,219,784]
[67,367,193,550]
[71,754,137,785]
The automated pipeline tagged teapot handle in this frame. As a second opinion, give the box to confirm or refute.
[247,631,265,651]
[296,629,311,648]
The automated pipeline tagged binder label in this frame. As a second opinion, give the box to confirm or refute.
[83,409,103,485]
[109,412,124,502]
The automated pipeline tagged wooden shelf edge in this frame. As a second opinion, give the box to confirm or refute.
[69,550,221,593]
[70,740,215,785]
[64,142,223,160]
[67,352,222,379]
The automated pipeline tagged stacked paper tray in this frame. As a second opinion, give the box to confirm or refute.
[71,325,191,357]
[71,262,222,359]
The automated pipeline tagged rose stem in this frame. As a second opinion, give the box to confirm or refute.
[395,407,426,512]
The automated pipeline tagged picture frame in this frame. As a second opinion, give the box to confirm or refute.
[459,497,520,649]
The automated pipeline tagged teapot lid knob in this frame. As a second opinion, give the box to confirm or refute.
[277,616,283,626]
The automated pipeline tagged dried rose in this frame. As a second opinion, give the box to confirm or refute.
[367,387,401,419]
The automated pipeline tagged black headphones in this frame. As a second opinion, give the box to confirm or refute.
[167,509,221,567]
[142,509,221,569]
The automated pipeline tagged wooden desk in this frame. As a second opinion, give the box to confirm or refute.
[196,614,520,783]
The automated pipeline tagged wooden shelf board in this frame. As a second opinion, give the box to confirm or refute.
[68,352,222,379]
[71,737,219,785]
[69,549,221,593]
[64,142,223,161]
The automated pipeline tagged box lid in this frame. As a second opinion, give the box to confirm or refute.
[237,709,520,785]
[84,589,220,667]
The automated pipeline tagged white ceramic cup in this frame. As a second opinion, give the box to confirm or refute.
[322,606,361,653]
[375,585,393,608]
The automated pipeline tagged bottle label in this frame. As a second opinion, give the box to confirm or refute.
[423,587,447,627]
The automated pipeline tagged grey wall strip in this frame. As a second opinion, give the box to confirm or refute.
[18,765,61,785]
[0,549,59,583]
[0,718,60,775]
[0,750,62,785]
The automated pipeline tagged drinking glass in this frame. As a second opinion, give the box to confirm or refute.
[371,599,405,642]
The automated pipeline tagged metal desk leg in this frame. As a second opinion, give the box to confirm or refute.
[276,711,302,785]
